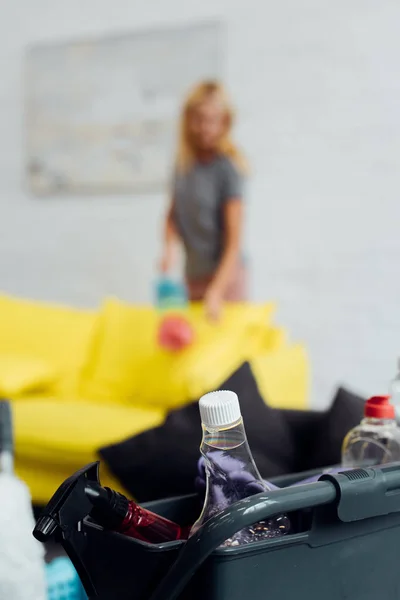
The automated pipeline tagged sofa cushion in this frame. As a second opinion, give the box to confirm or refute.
[0,354,57,397]
[0,294,97,396]
[80,298,275,409]
[100,378,360,503]
[13,398,164,468]
[99,362,297,501]
[250,344,309,410]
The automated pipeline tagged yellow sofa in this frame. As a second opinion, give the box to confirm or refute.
[0,293,309,505]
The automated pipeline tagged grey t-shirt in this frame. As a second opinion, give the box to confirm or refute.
[172,155,244,280]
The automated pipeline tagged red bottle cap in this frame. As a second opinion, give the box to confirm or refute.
[364,395,394,419]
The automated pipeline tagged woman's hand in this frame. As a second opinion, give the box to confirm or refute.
[204,283,223,321]
[203,199,242,318]
[158,243,175,274]
[159,250,172,274]
[159,199,178,273]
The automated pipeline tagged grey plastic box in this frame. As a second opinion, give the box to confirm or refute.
[48,463,400,599]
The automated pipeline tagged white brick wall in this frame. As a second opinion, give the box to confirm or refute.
[1,0,400,407]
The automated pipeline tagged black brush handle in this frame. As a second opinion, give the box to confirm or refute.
[0,400,13,456]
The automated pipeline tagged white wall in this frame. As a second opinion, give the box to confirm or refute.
[1,0,400,407]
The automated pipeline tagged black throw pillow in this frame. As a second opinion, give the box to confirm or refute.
[307,386,365,469]
[99,362,296,502]
[280,409,327,473]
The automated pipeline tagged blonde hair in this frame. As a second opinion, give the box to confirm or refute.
[175,80,248,174]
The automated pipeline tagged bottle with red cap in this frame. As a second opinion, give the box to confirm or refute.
[85,481,188,544]
[341,395,400,468]
[390,358,400,423]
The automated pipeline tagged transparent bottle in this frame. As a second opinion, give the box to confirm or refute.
[342,395,400,468]
[190,390,291,547]
[390,359,400,424]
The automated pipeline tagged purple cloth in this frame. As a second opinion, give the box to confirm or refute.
[195,454,279,500]
[195,455,348,497]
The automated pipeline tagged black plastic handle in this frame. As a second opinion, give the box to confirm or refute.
[150,481,337,600]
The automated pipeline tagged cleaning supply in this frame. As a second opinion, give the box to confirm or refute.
[33,461,188,544]
[191,390,291,546]
[46,556,87,600]
[34,462,187,546]
[342,395,400,468]
[158,314,194,351]
[0,400,47,600]
[195,454,279,496]
[155,276,194,351]
[390,359,400,423]
[155,276,188,311]
[85,481,188,543]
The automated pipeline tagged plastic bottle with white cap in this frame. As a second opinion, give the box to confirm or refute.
[190,390,291,547]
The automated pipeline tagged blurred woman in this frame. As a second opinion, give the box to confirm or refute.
[159,80,248,320]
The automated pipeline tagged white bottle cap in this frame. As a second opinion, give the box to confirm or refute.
[199,390,241,428]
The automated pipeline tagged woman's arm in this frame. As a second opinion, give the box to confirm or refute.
[160,199,179,273]
[205,198,243,317]
[213,199,243,292]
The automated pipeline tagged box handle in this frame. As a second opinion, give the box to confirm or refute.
[321,462,400,522]
[150,480,337,600]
